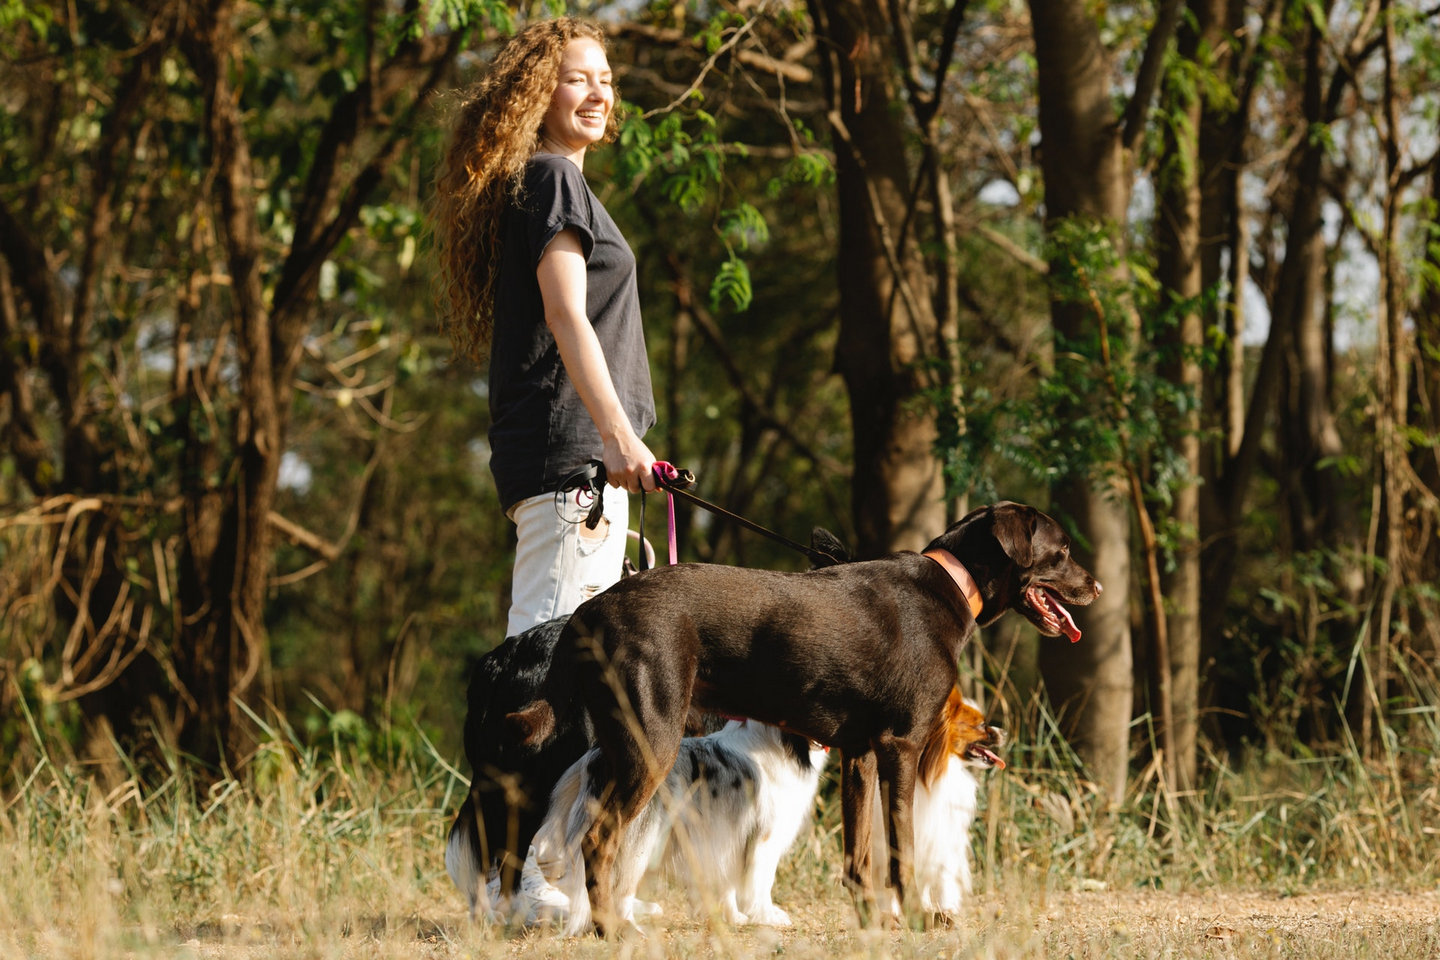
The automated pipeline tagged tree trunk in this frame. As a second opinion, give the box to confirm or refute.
[1152,0,1230,793]
[1263,11,1367,738]
[809,0,946,556]
[177,0,279,765]
[1195,0,1284,717]
[1028,0,1138,804]
[1045,485,1135,800]
[1409,149,1440,660]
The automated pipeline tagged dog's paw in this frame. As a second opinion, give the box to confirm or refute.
[927,910,956,930]
[617,919,649,941]
[628,898,663,919]
[589,916,649,941]
[745,904,793,927]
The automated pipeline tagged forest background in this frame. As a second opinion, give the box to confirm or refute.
[2,0,1439,831]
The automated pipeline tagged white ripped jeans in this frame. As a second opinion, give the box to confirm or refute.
[505,486,630,638]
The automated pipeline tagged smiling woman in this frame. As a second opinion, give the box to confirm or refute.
[431,19,658,637]
[539,38,615,161]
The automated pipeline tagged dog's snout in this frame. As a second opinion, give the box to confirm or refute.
[1094,580,1103,595]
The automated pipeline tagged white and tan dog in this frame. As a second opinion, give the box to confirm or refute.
[519,719,829,935]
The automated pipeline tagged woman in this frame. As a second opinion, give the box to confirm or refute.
[434,18,657,636]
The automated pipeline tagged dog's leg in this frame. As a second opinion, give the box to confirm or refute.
[739,827,792,926]
[575,621,691,937]
[876,738,920,929]
[611,798,664,930]
[581,752,673,938]
[520,759,589,931]
[840,749,882,926]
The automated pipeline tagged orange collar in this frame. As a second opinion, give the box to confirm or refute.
[922,548,984,619]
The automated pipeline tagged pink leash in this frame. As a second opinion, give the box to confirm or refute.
[651,461,681,566]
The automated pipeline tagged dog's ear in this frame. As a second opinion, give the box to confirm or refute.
[991,503,1037,567]
[809,527,852,567]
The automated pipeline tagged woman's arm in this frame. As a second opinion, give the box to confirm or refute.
[536,227,656,494]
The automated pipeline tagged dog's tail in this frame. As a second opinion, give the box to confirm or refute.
[445,792,484,917]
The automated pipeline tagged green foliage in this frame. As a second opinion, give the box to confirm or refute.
[420,0,514,37]
[937,217,1208,555]
[777,149,835,190]
[719,202,770,251]
[693,9,747,54]
[709,253,753,312]
[0,0,51,39]
[610,1,830,319]
[1418,215,1440,300]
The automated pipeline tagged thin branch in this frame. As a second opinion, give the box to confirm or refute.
[824,109,939,389]
[977,223,1050,275]
[268,511,341,561]
[71,14,171,366]
[924,0,974,128]
[636,14,764,119]
[885,0,930,113]
[1120,0,1186,154]
[608,20,813,84]
[271,31,463,345]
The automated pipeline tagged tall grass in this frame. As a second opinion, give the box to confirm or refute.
[2,676,1438,959]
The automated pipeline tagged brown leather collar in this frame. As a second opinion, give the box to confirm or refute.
[922,548,984,619]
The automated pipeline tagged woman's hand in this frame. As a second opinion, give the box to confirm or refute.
[601,429,657,495]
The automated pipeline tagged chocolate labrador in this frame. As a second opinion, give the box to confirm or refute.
[447,528,853,919]
[509,501,1100,934]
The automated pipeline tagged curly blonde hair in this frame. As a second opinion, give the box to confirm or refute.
[432,18,619,365]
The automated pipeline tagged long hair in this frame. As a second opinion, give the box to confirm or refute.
[432,18,619,365]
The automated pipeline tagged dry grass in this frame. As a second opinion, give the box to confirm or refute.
[3,691,1439,960]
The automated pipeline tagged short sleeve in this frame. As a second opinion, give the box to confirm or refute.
[521,156,596,267]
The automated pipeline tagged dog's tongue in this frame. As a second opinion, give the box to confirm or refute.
[977,746,1006,770]
[1047,590,1082,643]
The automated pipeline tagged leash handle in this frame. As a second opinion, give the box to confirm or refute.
[651,462,689,566]
[559,460,607,529]
[651,461,695,491]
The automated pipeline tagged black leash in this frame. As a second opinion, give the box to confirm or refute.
[558,460,844,569]
[651,463,844,568]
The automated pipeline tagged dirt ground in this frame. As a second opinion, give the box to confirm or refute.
[156,886,1440,960]
[1017,887,1440,955]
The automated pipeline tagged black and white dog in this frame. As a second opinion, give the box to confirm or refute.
[519,719,830,934]
[445,616,588,920]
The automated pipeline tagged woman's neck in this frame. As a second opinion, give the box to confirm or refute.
[538,136,585,170]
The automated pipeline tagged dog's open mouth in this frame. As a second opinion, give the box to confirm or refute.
[964,741,1006,769]
[1026,585,1082,643]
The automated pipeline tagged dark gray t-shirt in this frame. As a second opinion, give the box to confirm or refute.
[487,155,656,511]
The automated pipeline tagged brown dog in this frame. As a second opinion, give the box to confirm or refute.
[509,501,1100,934]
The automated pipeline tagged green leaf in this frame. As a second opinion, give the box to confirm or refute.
[719,203,769,251]
[709,254,752,312]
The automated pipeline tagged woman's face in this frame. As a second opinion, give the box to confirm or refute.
[540,38,614,161]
